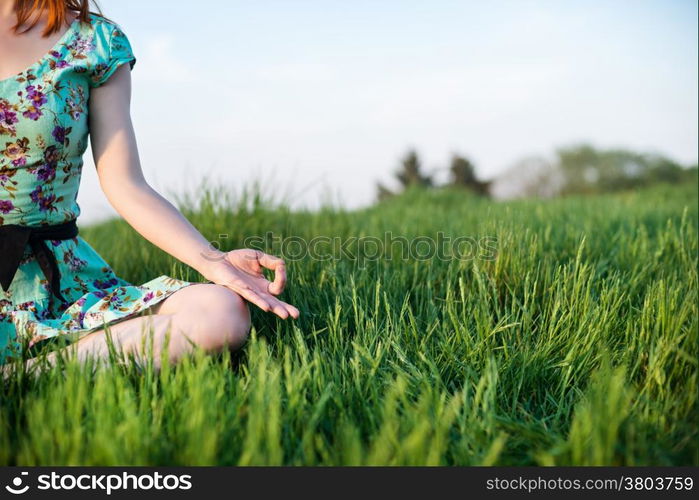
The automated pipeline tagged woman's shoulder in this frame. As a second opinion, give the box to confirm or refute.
[85,12,124,31]
[80,12,129,40]
[70,13,135,88]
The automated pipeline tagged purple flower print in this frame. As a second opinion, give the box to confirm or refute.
[2,138,30,166]
[0,99,19,136]
[52,126,67,144]
[29,186,57,212]
[25,85,47,107]
[39,194,56,212]
[93,277,119,290]
[30,146,60,182]
[11,156,27,167]
[22,105,42,120]
[0,109,18,133]
[33,145,60,180]
[62,249,88,272]
[142,292,155,303]
[38,194,57,212]
[95,289,125,311]
[33,164,57,182]
[29,186,40,203]
[67,34,95,58]
[48,51,70,69]
[65,98,82,121]
[43,145,60,164]
[22,85,47,120]
[0,107,17,125]
[67,255,87,271]
[0,199,14,213]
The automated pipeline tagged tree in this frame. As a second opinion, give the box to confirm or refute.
[556,144,690,195]
[395,149,433,189]
[375,149,433,201]
[449,154,490,196]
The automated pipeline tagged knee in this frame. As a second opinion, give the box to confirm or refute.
[187,285,251,352]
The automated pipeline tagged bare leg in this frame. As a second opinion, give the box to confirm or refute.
[10,284,251,374]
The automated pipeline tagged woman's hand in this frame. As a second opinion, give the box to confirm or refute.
[203,249,299,320]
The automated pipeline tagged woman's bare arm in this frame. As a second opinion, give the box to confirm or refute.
[88,64,298,319]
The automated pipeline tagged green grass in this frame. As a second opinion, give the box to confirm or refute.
[1,183,697,465]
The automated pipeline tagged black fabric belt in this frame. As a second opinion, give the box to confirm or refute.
[0,220,79,302]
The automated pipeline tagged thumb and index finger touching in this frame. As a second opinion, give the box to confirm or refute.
[252,250,299,319]
[256,250,287,296]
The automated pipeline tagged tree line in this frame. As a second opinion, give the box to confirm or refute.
[376,144,697,201]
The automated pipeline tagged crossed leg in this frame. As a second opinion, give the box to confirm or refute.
[19,283,251,372]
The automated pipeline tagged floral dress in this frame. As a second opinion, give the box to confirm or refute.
[0,13,192,364]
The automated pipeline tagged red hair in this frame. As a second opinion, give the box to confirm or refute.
[12,0,104,36]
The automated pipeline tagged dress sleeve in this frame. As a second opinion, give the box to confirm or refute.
[89,24,136,88]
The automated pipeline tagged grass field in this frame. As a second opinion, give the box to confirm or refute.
[1,183,697,466]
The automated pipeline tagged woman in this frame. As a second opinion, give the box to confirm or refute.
[0,0,298,371]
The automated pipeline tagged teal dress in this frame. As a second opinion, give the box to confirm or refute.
[0,14,192,363]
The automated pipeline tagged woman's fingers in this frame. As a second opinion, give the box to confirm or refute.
[270,301,289,319]
[257,252,287,295]
[230,283,299,320]
[283,302,300,319]
[232,286,272,314]
[257,289,299,320]
[261,293,299,320]
[268,295,299,319]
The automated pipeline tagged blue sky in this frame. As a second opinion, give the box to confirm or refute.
[79,0,698,220]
